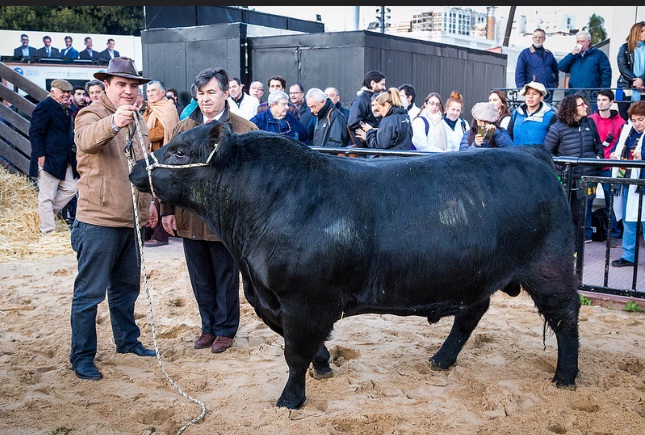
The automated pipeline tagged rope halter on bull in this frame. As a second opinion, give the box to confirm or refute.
[124,117,218,200]
[123,111,207,435]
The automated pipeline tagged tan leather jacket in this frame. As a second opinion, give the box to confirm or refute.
[74,92,152,228]
[160,104,257,241]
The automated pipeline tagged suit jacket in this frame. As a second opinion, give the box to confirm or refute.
[59,46,79,60]
[13,46,37,58]
[79,49,99,61]
[28,96,79,180]
[98,49,120,61]
[36,46,60,58]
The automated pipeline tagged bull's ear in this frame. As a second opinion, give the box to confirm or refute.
[209,122,232,151]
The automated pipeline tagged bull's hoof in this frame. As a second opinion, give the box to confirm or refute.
[429,357,454,371]
[553,376,577,391]
[309,366,333,380]
[276,394,306,409]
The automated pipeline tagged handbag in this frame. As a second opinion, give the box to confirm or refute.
[337,110,359,157]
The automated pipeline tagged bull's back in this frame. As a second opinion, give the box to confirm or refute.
[240,146,570,305]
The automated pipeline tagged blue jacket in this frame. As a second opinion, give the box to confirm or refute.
[250,109,308,142]
[59,46,79,60]
[515,45,559,89]
[507,102,557,146]
[459,126,514,150]
[558,46,612,89]
[28,96,79,180]
[544,117,603,178]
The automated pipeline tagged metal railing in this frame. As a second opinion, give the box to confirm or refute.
[554,156,645,298]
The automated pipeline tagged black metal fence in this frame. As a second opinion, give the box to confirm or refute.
[555,157,645,299]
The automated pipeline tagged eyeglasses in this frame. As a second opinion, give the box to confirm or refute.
[289,91,303,95]
[577,102,588,107]
[426,101,440,106]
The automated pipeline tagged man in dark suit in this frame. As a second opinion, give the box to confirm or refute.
[13,34,37,59]
[98,38,120,62]
[59,36,79,60]
[79,36,99,61]
[36,35,60,59]
[28,79,79,234]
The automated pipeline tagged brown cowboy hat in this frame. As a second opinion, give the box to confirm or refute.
[93,56,150,84]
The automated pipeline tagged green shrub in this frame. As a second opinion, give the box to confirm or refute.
[624,300,643,312]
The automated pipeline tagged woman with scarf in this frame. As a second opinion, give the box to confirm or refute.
[411,92,447,152]
[617,21,645,121]
[609,101,645,267]
[439,91,469,152]
[143,79,179,247]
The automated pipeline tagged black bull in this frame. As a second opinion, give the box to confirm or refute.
[129,121,580,409]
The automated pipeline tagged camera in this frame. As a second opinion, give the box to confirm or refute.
[602,132,614,147]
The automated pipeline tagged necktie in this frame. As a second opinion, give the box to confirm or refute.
[47,48,50,57]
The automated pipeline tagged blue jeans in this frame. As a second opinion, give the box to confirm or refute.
[600,169,623,238]
[619,189,645,262]
[69,220,144,366]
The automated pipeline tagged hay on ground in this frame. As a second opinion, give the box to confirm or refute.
[0,166,73,262]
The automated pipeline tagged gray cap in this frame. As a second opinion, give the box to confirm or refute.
[50,79,73,92]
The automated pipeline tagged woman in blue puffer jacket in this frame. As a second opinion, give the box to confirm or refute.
[545,94,603,243]
[354,87,412,150]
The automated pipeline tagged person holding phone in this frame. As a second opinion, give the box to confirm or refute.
[459,102,513,151]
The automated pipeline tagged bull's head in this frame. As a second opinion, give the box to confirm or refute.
[129,120,231,213]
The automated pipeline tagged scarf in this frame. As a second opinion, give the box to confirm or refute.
[443,115,458,131]
[145,97,180,146]
[631,42,645,102]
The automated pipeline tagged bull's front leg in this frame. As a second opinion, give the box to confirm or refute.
[277,310,334,409]
[430,298,490,370]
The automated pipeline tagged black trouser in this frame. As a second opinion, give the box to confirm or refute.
[183,238,240,338]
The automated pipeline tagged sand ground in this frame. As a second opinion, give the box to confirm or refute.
[1,235,644,435]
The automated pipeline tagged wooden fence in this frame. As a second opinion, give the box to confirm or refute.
[0,61,48,175]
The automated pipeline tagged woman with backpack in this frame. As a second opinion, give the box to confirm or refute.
[411,92,446,152]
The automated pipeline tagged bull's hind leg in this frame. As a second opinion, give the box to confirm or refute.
[430,298,490,370]
[524,272,580,389]
[310,343,333,379]
[276,309,334,409]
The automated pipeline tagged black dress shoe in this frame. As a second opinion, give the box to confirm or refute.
[611,257,634,267]
[117,343,157,357]
[72,360,103,380]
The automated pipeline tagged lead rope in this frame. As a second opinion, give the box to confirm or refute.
[125,113,206,435]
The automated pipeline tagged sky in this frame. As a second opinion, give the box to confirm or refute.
[248,6,614,36]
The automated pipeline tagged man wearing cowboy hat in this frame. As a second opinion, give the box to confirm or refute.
[69,57,158,381]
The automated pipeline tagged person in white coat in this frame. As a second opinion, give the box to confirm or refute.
[610,101,645,267]
[411,92,447,152]
[440,91,469,152]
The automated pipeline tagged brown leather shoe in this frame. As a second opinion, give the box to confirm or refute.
[194,333,216,349]
[211,336,233,353]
